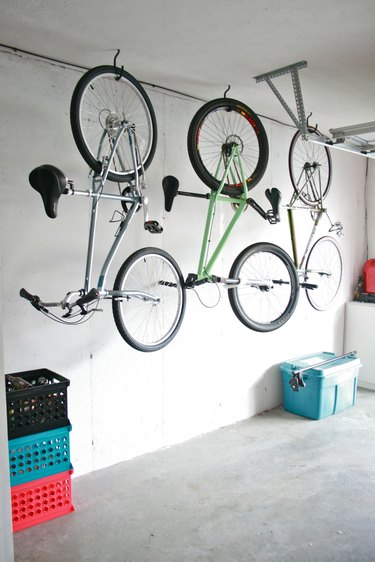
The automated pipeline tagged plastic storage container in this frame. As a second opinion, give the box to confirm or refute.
[11,469,74,532]
[8,425,72,486]
[280,351,361,420]
[363,259,375,294]
[5,368,70,439]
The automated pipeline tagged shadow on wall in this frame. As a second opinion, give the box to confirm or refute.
[248,363,284,416]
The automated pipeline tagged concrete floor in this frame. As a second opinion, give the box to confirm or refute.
[13,388,375,562]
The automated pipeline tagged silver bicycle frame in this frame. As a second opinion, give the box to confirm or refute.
[40,121,159,311]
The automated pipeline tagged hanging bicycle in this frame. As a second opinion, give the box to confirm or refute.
[286,126,343,310]
[163,97,299,332]
[20,65,186,352]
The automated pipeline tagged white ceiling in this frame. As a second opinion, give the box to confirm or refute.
[1,0,375,134]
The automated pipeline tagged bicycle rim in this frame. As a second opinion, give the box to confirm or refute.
[228,243,299,332]
[304,236,343,310]
[289,128,332,206]
[112,248,186,352]
[70,66,157,182]
[187,98,269,196]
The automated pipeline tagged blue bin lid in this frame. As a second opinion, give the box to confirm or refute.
[280,351,361,379]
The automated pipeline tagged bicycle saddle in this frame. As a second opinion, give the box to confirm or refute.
[162,175,179,212]
[265,187,281,222]
[29,165,68,218]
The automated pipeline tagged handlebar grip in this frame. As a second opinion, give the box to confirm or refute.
[20,288,48,313]
[20,288,39,303]
[76,288,100,307]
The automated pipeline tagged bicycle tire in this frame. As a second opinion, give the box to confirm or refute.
[112,247,186,352]
[304,236,343,311]
[228,242,299,332]
[70,65,157,183]
[187,98,269,196]
[289,127,332,206]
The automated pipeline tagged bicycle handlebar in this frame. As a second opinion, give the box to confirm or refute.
[162,175,280,225]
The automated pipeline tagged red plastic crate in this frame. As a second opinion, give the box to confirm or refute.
[11,469,74,532]
[363,259,375,294]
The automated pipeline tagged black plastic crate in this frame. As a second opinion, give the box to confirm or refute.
[5,368,70,439]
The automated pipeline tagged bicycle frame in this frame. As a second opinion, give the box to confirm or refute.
[287,159,325,271]
[170,143,281,288]
[85,123,142,295]
[286,205,325,271]
[286,150,342,270]
[37,122,160,314]
[196,146,249,282]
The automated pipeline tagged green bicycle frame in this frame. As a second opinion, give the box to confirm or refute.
[196,145,250,281]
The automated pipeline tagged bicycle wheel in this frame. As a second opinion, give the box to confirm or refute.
[70,66,157,182]
[112,247,186,352]
[187,98,269,196]
[289,128,332,206]
[228,242,299,332]
[304,236,343,311]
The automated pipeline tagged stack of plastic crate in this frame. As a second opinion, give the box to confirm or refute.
[5,368,74,532]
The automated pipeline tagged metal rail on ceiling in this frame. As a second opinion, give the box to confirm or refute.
[254,60,375,159]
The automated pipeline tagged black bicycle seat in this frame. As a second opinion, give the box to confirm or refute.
[162,175,179,212]
[29,165,68,218]
[265,187,281,221]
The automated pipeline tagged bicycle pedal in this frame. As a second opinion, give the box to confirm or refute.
[185,273,197,287]
[144,220,163,234]
[300,282,318,290]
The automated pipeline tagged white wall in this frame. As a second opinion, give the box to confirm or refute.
[366,159,375,257]
[0,49,368,478]
[0,242,14,559]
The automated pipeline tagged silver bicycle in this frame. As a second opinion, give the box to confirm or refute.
[20,65,186,352]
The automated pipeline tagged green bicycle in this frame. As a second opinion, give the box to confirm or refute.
[163,97,300,332]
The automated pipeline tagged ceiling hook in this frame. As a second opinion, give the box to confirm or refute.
[113,49,124,80]
[224,85,231,98]
[306,112,319,133]
[113,49,120,68]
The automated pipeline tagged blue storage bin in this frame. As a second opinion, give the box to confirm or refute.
[8,425,72,486]
[280,352,361,420]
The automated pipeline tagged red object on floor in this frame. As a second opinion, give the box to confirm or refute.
[363,259,375,294]
[11,469,74,532]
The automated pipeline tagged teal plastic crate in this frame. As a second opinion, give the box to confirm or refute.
[8,425,72,486]
[280,352,361,420]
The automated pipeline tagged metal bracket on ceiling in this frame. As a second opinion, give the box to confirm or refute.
[254,61,375,158]
[254,60,308,139]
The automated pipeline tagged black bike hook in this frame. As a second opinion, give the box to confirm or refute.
[113,49,124,80]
